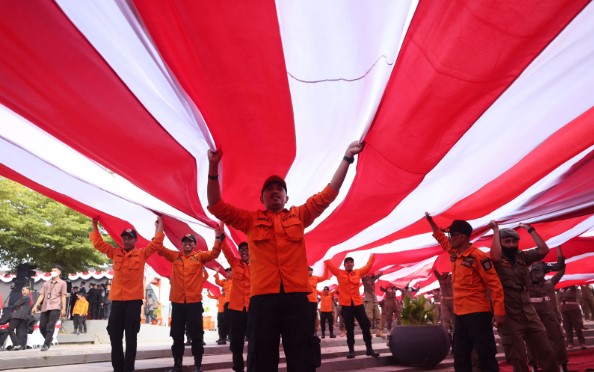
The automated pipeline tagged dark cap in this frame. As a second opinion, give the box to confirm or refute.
[121,228,138,239]
[261,175,287,195]
[181,234,197,243]
[499,228,520,240]
[53,264,63,272]
[323,286,329,290]
[447,220,473,237]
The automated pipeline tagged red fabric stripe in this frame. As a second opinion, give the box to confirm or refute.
[132,0,296,211]
[304,0,588,264]
[0,1,207,222]
[0,164,172,277]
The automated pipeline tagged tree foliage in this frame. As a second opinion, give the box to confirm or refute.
[0,177,108,274]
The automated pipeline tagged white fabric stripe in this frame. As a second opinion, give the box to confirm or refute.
[0,105,205,227]
[319,145,594,260]
[56,0,215,218]
[559,274,594,282]
[321,4,594,260]
[0,106,218,248]
[275,0,417,227]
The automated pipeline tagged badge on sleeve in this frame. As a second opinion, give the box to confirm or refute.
[481,258,493,271]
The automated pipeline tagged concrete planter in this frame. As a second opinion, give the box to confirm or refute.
[387,324,451,367]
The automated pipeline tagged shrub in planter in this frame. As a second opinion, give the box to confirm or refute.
[387,295,450,367]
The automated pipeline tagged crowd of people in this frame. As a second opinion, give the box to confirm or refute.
[2,140,593,372]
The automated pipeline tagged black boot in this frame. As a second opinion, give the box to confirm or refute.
[346,347,355,359]
[330,331,336,338]
[194,357,203,372]
[365,348,380,358]
[167,355,183,372]
[321,332,325,339]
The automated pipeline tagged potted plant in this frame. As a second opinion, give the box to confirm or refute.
[387,295,451,367]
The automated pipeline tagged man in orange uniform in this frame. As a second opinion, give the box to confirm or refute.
[214,268,232,345]
[157,227,223,372]
[425,213,505,372]
[317,286,336,338]
[325,255,379,359]
[72,292,89,335]
[90,216,164,372]
[308,267,328,336]
[207,289,226,345]
[207,141,364,372]
[221,241,251,372]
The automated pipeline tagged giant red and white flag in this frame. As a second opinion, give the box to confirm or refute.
[1,0,594,290]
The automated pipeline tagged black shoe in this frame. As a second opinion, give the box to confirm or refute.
[346,351,355,359]
[321,334,325,339]
[40,345,49,351]
[366,349,380,358]
[194,365,202,372]
[216,340,226,345]
[330,333,336,338]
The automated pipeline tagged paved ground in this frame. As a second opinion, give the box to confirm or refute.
[1,320,593,371]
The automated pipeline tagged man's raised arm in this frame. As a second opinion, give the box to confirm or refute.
[207,150,223,206]
[329,141,364,192]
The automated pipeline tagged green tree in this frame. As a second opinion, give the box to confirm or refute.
[0,177,108,274]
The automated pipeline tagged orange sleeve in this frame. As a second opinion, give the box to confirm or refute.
[358,254,375,276]
[476,254,506,316]
[432,230,452,253]
[158,246,180,262]
[215,273,225,287]
[221,239,238,264]
[324,260,340,276]
[142,232,165,259]
[201,239,222,263]
[208,200,253,234]
[89,230,116,259]
[296,185,339,228]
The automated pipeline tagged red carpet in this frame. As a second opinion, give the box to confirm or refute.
[499,349,594,372]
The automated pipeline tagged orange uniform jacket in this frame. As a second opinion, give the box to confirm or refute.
[433,230,505,316]
[307,272,328,303]
[72,298,89,316]
[208,185,338,296]
[317,290,336,312]
[215,273,232,304]
[325,255,374,307]
[221,240,251,311]
[207,293,226,313]
[158,241,221,303]
[90,230,163,301]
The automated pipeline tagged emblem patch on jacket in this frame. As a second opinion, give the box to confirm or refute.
[481,258,493,271]
[461,256,475,267]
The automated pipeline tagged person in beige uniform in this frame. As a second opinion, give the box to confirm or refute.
[526,246,568,372]
[361,271,383,337]
[490,222,557,372]
[559,285,587,349]
[580,284,594,321]
[433,269,454,335]
[31,264,67,351]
